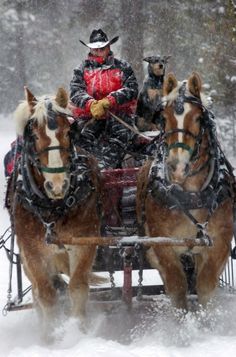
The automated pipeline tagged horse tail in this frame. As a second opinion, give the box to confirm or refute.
[89,272,109,286]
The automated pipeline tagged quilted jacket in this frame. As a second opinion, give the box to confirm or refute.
[70,52,138,119]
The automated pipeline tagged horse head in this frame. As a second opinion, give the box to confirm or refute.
[14,87,73,199]
[161,72,210,187]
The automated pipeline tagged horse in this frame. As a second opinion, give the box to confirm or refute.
[136,72,235,310]
[6,87,102,339]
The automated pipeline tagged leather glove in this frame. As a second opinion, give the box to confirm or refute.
[90,98,110,119]
[98,98,110,110]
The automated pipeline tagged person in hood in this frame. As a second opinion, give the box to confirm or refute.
[70,29,138,169]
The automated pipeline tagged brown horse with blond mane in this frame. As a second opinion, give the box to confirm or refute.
[137,72,235,310]
[7,87,102,339]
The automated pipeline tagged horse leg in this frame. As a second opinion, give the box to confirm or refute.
[195,242,230,306]
[20,249,59,341]
[34,277,58,337]
[67,245,97,320]
[195,201,233,307]
[147,247,188,310]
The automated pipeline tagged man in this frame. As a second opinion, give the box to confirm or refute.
[70,29,138,169]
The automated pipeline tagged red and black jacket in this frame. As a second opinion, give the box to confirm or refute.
[69,52,138,119]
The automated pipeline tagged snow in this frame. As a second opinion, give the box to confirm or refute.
[1,114,236,356]
[218,6,225,14]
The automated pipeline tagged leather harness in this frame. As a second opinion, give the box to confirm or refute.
[10,111,99,244]
[141,85,235,240]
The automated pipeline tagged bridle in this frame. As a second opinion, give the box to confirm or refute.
[155,83,215,177]
[16,102,96,238]
[23,101,73,175]
[144,83,234,242]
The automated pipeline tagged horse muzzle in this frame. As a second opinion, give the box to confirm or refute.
[167,159,190,184]
[44,177,70,199]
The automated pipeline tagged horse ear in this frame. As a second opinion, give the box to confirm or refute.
[55,87,68,108]
[163,73,178,95]
[188,72,202,98]
[24,86,37,113]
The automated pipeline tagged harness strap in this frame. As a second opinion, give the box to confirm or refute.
[37,145,70,155]
[40,166,69,174]
[168,142,194,155]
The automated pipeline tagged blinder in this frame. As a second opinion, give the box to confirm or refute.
[174,83,186,115]
[45,101,58,130]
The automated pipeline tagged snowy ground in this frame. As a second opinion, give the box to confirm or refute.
[1,113,236,357]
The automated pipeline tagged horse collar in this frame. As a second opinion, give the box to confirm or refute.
[149,155,233,222]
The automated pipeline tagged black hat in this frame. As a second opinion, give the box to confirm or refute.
[80,29,119,49]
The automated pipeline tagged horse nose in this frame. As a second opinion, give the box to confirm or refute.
[44,178,69,197]
[44,180,53,192]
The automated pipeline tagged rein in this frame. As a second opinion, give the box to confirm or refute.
[36,145,70,174]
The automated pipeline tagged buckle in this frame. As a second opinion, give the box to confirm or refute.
[66,195,76,207]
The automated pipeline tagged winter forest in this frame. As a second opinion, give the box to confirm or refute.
[0,0,236,156]
[1,1,236,356]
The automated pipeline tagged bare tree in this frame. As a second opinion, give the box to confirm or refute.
[120,0,144,85]
[15,1,27,89]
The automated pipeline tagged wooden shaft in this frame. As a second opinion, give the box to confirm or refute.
[53,235,211,248]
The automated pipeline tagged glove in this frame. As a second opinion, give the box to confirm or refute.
[90,98,110,119]
[99,98,110,109]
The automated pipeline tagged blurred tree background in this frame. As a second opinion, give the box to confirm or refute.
[0,0,235,156]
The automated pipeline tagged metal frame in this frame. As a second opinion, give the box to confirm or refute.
[219,248,236,293]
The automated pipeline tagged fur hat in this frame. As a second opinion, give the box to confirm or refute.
[80,29,119,49]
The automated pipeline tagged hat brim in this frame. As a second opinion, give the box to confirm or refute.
[80,36,119,49]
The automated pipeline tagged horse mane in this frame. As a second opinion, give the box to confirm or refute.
[163,80,209,109]
[14,95,71,135]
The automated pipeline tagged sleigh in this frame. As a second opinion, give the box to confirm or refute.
[2,164,236,314]
[2,79,236,320]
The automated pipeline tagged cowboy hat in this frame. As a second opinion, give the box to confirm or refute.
[80,29,119,49]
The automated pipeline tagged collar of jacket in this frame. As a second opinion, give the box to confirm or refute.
[87,52,115,66]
